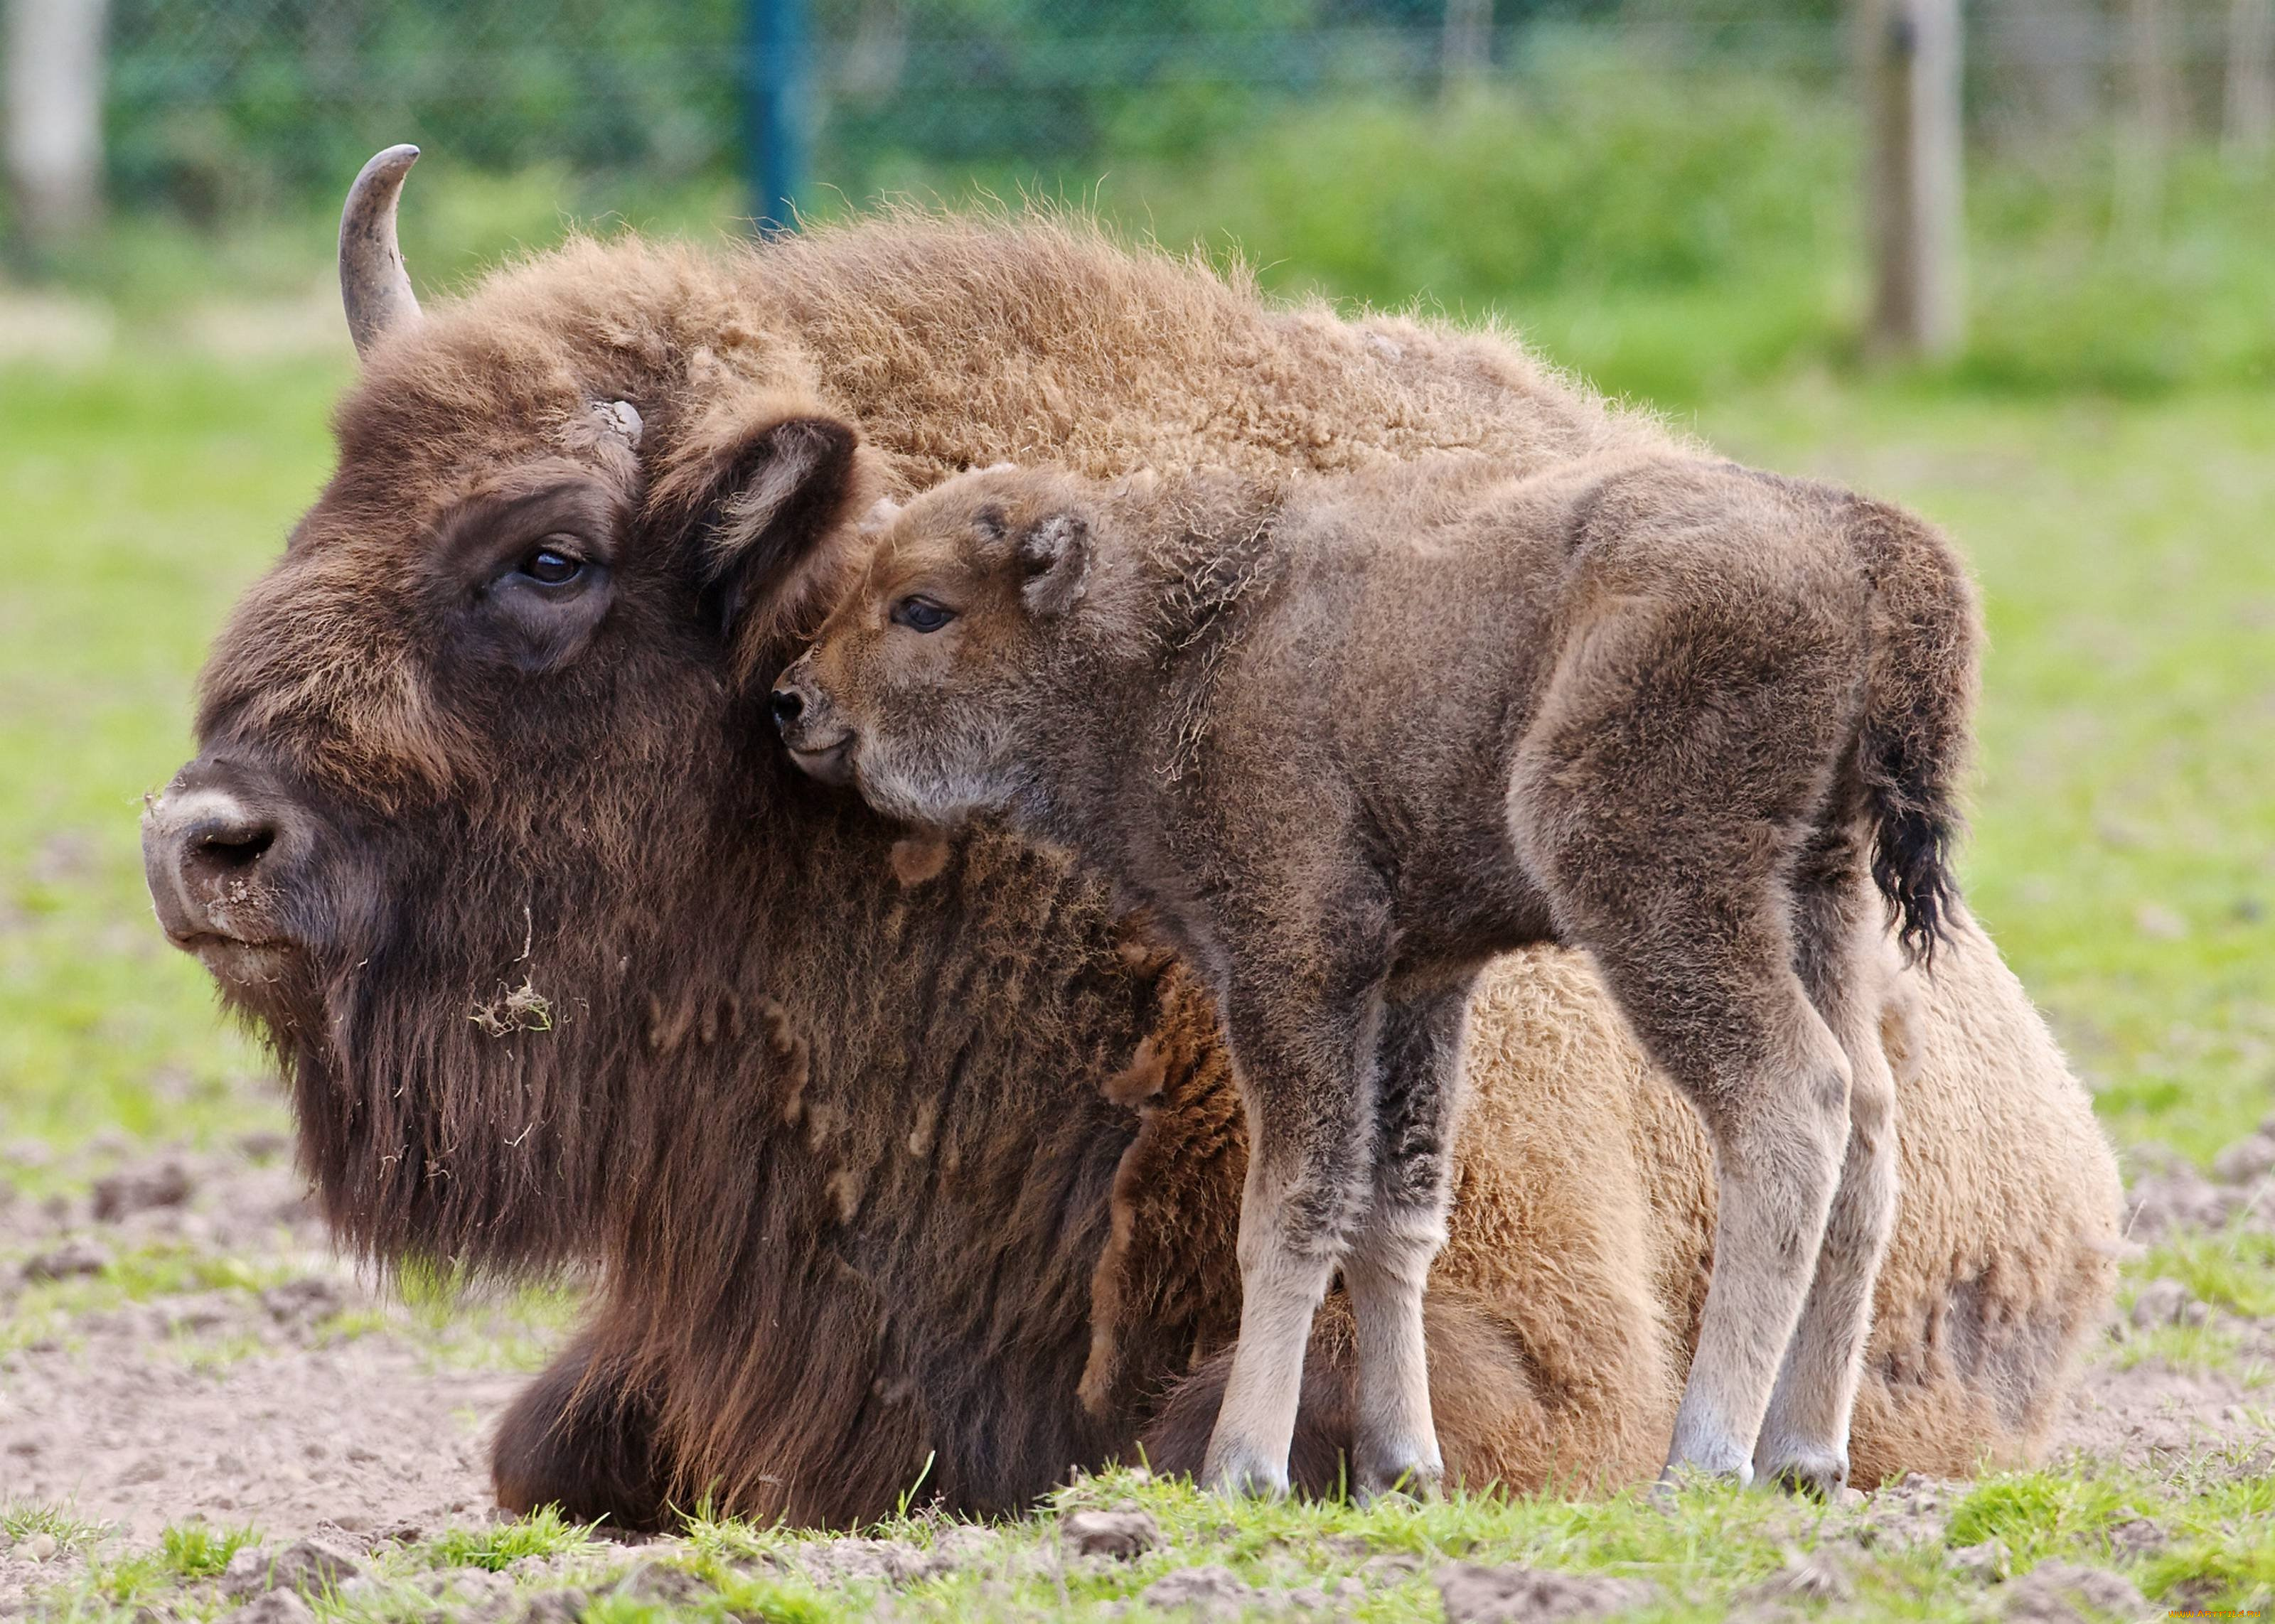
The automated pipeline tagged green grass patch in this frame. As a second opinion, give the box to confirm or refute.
[0,1502,112,1554]
[1947,1473,2133,1569]
[11,1461,2275,1620]
[2132,1228,2275,1320]
[423,1507,603,1573]
[0,353,343,1166]
[159,1522,258,1579]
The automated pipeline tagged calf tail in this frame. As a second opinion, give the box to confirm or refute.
[1851,497,1979,969]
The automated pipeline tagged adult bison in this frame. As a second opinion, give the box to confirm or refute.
[141,147,2119,1529]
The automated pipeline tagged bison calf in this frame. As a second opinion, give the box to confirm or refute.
[770,451,1979,1501]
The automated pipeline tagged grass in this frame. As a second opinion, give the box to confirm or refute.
[422,1507,600,1573]
[0,353,345,1172]
[12,1461,2275,1619]
[158,1523,258,1580]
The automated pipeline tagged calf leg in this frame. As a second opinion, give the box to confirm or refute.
[1202,971,1381,1497]
[1509,586,1864,1482]
[1594,946,1852,1482]
[1752,864,1903,1495]
[1343,984,1472,1499]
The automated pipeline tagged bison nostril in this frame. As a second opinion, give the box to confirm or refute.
[771,688,805,729]
[197,824,274,871]
[181,814,277,883]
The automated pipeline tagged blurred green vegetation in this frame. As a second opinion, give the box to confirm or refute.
[20,56,2275,399]
[0,356,343,1159]
[1126,77,2275,399]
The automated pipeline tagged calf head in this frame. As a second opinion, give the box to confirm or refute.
[771,463,1111,829]
[140,147,879,1269]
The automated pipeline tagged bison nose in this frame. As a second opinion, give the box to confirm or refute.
[770,687,805,730]
[142,785,283,945]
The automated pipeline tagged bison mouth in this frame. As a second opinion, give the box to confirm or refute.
[786,734,855,787]
[173,932,295,986]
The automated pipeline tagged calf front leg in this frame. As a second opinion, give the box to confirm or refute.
[1201,972,1381,1498]
[1342,983,1472,1500]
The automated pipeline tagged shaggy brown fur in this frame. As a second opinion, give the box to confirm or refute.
[138,195,2117,1527]
[774,454,1977,1495]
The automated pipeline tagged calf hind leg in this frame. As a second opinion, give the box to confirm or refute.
[1343,984,1472,1500]
[1752,861,1904,1495]
[1627,959,1853,1483]
[1512,683,1858,1478]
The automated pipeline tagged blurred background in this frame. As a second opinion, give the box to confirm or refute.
[0,1,2269,1180]
[5,0,2275,392]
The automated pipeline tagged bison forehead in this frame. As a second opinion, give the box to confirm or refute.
[196,539,476,801]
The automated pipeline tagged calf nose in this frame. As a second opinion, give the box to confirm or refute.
[142,786,282,943]
[770,687,805,729]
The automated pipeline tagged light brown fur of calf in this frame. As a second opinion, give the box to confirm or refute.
[775,452,2018,1493]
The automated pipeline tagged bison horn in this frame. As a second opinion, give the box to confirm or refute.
[339,144,424,358]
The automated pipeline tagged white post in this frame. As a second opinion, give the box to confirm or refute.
[1861,0,1965,359]
[1442,0,1489,95]
[4,0,109,249]
[2114,0,2175,241]
[2227,0,2274,156]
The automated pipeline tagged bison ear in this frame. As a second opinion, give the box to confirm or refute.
[647,402,874,660]
[1017,512,1091,618]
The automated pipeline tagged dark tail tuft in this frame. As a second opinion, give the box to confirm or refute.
[1852,498,1980,969]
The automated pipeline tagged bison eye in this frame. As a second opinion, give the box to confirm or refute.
[518,544,585,588]
[893,596,955,633]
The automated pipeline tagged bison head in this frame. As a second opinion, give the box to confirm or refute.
[140,148,889,1271]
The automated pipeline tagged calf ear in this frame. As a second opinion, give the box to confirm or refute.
[1018,512,1091,618]
[646,396,874,660]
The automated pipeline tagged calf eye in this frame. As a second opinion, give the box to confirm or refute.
[518,543,585,587]
[894,597,955,633]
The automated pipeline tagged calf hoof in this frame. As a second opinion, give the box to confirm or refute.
[1757,1447,1849,1500]
[1657,1454,1755,1491]
[1201,1443,1291,1500]
[1355,1445,1444,1505]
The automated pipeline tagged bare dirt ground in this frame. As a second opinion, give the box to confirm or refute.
[2,1131,2272,1620]
[0,1140,542,1593]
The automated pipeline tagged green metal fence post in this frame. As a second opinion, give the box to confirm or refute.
[746,0,809,232]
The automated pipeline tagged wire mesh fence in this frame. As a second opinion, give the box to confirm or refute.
[86,0,2273,220]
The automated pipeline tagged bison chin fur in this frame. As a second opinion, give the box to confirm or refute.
[242,719,759,1277]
